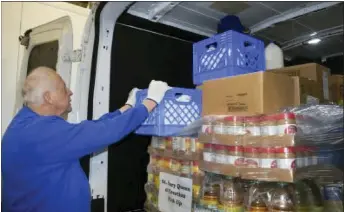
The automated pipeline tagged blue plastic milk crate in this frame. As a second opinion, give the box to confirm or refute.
[193,30,266,85]
[135,88,202,137]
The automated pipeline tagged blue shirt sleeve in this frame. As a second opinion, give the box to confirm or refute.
[26,104,149,164]
[95,109,121,122]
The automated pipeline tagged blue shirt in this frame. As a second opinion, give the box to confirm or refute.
[2,105,149,212]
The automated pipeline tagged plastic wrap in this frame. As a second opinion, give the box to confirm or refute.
[281,104,344,145]
[175,104,344,146]
[172,104,344,182]
[145,104,343,211]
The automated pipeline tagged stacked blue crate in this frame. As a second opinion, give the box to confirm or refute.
[134,88,202,137]
[193,30,266,85]
[134,30,266,136]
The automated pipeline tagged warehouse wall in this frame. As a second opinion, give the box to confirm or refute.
[1,2,89,135]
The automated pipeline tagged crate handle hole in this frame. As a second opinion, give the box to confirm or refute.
[244,41,253,47]
[174,93,191,102]
[206,42,218,51]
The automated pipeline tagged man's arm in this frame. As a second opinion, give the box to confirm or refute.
[27,102,154,164]
[95,105,132,122]
[25,80,168,164]
[95,87,140,122]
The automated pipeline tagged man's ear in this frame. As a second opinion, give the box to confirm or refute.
[43,91,53,104]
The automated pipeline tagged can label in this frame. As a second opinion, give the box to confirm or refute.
[151,137,159,148]
[312,155,318,165]
[191,138,196,152]
[227,126,245,135]
[171,160,180,172]
[214,124,226,134]
[165,137,172,150]
[148,173,154,183]
[192,164,199,174]
[147,192,153,202]
[278,158,296,169]
[203,152,215,162]
[245,126,261,136]
[244,157,259,168]
[172,137,180,151]
[261,125,278,136]
[215,153,227,164]
[202,124,213,134]
[158,137,165,150]
[192,185,201,199]
[184,137,191,153]
[260,158,278,168]
[154,175,159,188]
[296,156,304,168]
[180,164,190,175]
[228,155,245,166]
[179,137,186,152]
[278,124,297,135]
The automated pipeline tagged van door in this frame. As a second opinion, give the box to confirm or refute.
[14,16,73,118]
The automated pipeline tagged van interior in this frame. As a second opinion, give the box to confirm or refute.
[33,1,343,212]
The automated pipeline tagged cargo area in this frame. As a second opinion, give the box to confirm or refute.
[86,2,343,212]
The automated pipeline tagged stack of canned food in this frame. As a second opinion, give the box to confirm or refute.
[200,112,323,172]
[145,136,205,210]
[202,144,319,170]
[150,136,204,156]
[202,112,297,136]
[194,173,341,212]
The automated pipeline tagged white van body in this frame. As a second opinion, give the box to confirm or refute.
[2,2,90,134]
[9,2,133,212]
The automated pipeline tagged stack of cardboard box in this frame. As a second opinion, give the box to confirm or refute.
[200,63,332,115]
[268,63,330,104]
[329,74,344,105]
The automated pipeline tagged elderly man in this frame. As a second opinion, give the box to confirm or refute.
[2,66,170,212]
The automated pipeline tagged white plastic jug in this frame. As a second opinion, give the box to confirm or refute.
[265,42,284,70]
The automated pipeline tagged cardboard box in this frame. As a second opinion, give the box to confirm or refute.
[292,76,323,104]
[268,63,330,100]
[329,75,344,103]
[202,71,297,116]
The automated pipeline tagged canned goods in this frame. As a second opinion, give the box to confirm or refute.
[172,137,181,152]
[180,160,191,176]
[165,137,173,150]
[170,159,181,173]
[151,137,159,149]
[202,120,213,134]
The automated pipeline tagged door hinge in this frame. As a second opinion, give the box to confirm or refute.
[63,49,82,62]
[18,29,32,49]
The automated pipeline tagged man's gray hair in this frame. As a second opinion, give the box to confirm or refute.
[22,67,57,106]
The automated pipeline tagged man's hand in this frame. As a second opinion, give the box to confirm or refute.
[146,80,171,104]
[125,87,140,107]
[143,80,170,112]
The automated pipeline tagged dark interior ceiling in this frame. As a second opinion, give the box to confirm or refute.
[127,2,343,65]
[69,1,343,73]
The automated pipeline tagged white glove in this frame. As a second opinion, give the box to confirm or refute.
[146,80,171,104]
[125,88,140,107]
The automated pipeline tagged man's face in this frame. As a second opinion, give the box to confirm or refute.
[49,75,73,115]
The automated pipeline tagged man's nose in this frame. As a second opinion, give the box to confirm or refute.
[69,89,73,96]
